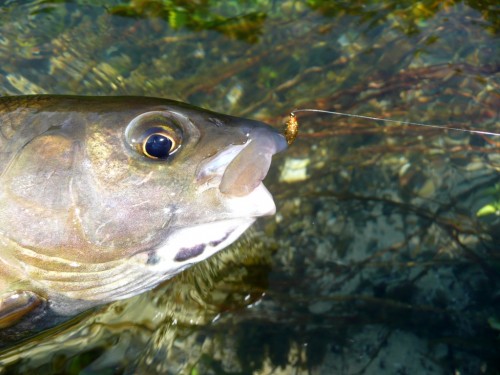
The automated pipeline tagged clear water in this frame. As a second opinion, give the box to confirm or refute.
[0,1,499,374]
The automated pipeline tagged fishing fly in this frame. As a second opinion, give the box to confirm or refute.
[284,109,500,145]
[284,113,298,145]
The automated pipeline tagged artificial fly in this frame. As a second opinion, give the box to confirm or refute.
[284,113,299,145]
[284,109,500,146]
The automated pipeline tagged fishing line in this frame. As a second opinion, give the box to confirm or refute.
[284,109,500,145]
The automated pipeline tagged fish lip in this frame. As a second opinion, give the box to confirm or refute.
[223,181,277,218]
[197,127,287,199]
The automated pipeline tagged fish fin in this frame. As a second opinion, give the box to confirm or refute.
[0,290,43,329]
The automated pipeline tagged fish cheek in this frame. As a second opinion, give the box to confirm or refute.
[3,134,75,210]
[78,128,178,251]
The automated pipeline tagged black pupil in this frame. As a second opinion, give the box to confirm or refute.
[145,134,173,159]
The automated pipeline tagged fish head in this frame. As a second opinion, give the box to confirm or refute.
[80,99,287,281]
[0,97,286,313]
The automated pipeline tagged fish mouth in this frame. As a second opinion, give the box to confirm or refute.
[197,127,287,216]
[219,127,287,197]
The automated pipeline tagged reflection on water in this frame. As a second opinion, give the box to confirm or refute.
[0,0,499,374]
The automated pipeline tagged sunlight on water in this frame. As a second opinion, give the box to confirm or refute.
[0,1,499,374]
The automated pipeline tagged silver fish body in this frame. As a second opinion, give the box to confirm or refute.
[0,95,286,346]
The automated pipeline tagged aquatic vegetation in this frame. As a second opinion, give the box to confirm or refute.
[477,184,500,216]
[109,0,268,43]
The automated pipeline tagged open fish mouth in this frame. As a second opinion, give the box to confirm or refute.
[197,126,287,213]
[219,127,287,198]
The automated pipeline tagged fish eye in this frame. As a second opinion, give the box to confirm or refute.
[142,130,177,159]
[125,111,183,161]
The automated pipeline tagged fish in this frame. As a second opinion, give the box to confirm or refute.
[0,95,286,346]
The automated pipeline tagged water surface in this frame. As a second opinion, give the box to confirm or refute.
[0,1,499,374]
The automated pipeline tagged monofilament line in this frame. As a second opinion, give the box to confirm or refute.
[291,109,500,137]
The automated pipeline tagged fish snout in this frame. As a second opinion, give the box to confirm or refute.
[196,124,286,216]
